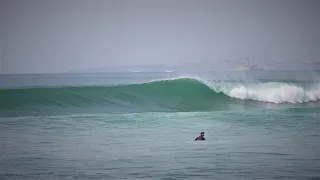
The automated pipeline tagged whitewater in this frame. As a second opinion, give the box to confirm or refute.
[1,72,320,180]
[154,75,320,103]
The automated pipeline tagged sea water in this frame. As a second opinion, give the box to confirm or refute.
[0,71,320,180]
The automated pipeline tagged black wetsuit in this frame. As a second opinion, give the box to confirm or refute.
[195,135,205,141]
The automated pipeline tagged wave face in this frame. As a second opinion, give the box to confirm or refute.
[1,77,319,117]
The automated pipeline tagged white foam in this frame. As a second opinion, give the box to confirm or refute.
[146,75,320,104]
[228,83,320,104]
[192,77,320,104]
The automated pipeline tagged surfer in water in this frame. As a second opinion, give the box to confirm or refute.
[195,132,205,141]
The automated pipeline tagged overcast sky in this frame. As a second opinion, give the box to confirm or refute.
[0,0,319,73]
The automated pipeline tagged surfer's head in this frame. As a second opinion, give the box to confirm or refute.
[200,132,204,136]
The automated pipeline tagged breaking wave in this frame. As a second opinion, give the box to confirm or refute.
[0,77,319,117]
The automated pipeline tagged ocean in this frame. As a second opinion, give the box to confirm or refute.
[0,71,320,180]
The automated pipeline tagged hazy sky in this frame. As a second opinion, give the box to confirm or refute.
[1,0,319,73]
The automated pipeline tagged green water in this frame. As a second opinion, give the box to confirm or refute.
[0,72,319,179]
